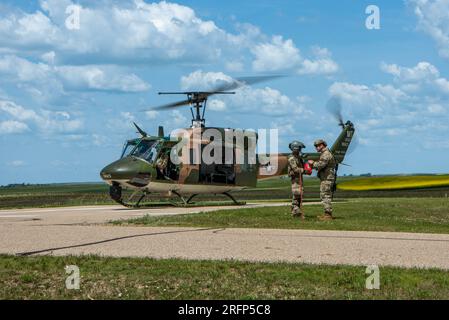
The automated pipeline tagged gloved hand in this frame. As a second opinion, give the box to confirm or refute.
[303,162,313,175]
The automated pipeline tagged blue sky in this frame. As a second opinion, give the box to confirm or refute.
[1,0,449,184]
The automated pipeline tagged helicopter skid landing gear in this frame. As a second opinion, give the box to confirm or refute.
[186,194,199,204]
[222,192,246,205]
[170,190,188,206]
[109,184,152,208]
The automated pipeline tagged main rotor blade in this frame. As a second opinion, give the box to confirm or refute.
[144,75,284,111]
[151,99,193,110]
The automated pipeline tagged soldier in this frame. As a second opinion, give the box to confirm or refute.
[287,140,306,219]
[308,139,337,221]
[156,152,169,179]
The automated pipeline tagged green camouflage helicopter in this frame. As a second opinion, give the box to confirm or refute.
[100,77,355,207]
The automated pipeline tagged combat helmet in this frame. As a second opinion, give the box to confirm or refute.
[289,140,306,151]
[313,139,327,147]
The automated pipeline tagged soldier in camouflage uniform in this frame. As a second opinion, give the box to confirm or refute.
[156,152,169,179]
[309,139,337,221]
[287,141,306,219]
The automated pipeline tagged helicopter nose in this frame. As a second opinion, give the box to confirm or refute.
[100,158,152,183]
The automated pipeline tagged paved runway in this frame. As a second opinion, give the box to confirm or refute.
[1,204,449,269]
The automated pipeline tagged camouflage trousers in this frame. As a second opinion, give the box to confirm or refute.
[320,180,334,214]
[291,177,304,216]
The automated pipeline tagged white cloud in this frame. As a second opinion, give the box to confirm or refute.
[0,100,83,134]
[179,70,312,117]
[328,61,449,148]
[251,36,301,72]
[145,110,158,119]
[427,103,446,114]
[0,55,150,94]
[0,1,339,81]
[435,77,449,93]
[409,0,449,59]
[225,60,244,72]
[208,99,226,111]
[0,120,29,134]
[297,46,339,75]
[251,38,339,75]
[181,70,233,91]
[381,61,449,96]
[57,65,150,92]
[0,0,230,64]
[6,160,26,167]
[169,110,188,127]
[381,61,439,82]
[107,112,136,132]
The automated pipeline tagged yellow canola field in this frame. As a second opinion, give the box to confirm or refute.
[337,175,449,191]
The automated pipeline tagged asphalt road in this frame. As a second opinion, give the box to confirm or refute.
[1,204,449,269]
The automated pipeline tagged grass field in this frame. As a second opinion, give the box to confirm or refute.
[338,175,449,191]
[115,197,449,234]
[1,255,449,300]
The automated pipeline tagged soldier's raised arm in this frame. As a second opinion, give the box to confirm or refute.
[312,152,331,171]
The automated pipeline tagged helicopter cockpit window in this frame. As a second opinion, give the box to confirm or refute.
[121,140,140,159]
[131,140,159,163]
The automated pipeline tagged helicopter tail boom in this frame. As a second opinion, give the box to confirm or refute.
[330,120,355,164]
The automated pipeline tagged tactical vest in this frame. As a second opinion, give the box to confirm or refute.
[317,149,337,181]
[287,155,303,178]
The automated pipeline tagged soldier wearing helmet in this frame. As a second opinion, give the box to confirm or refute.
[287,140,306,219]
[308,139,337,221]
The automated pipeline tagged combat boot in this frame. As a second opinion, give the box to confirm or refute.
[292,212,305,220]
[317,213,333,221]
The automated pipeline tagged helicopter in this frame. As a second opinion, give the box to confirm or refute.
[100,77,355,207]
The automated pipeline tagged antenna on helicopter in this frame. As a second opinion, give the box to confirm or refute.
[142,75,284,128]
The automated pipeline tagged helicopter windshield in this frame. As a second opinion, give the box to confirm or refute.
[130,140,159,163]
[121,139,140,159]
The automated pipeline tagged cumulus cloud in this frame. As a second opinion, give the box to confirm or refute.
[251,36,301,72]
[250,38,338,75]
[381,61,449,96]
[181,70,233,91]
[409,0,449,59]
[0,120,29,134]
[0,55,150,94]
[0,0,231,64]
[0,100,83,135]
[180,70,312,117]
[297,46,339,75]
[0,0,339,79]
[57,65,150,92]
[381,61,439,82]
[328,61,449,148]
